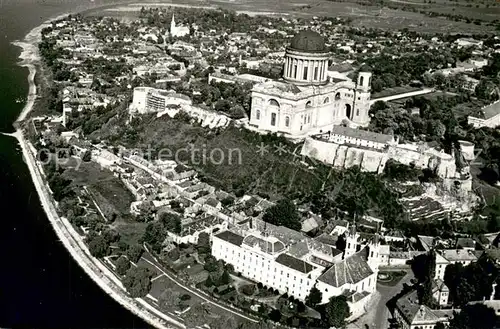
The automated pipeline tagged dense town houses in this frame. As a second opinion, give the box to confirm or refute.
[30,7,500,329]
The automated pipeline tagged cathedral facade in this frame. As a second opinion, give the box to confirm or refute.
[249,30,372,136]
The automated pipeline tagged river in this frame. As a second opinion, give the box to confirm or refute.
[0,0,149,327]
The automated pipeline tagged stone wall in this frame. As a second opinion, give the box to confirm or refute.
[301,137,460,179]
[157,104,231,129]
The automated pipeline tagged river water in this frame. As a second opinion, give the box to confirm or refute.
[0,0,149,327]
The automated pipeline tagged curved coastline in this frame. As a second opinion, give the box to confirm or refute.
[12,14,182,329]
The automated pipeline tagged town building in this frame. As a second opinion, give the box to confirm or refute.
[130,87,192,114]
[468,100,500,129]
[211,221,381,320]
[170,13,189,38]
[394,290,454,329]
[248,30,372,137]
[434,249,481,281]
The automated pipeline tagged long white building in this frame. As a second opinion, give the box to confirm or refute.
[130,87,192,114]
[212,220,381,320]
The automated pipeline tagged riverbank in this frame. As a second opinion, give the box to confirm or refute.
[12,15,182,329]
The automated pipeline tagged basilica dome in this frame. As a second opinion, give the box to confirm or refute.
[288,30,327,53]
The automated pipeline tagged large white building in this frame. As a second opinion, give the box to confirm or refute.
[170,13,189,38]
[130,87,192,114]
[249,30,372,137]
[467,100,500,129]
[211,220,381,320]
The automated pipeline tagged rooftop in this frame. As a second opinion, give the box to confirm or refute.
[288,30,327,53]
[329,125,394,144]
[215,230,244,246]
[275,253,315,274]
[481,101,500,120]
[317,249,373,287]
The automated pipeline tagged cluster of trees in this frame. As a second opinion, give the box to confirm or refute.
[363,51,457,92]
[304,287,351,328]
[448,303,498,329]
[203,255,233,288]
[186,80,252,119]
[44,160,74,202]
[307,166,403,228]
[444,254,499,306]
[142,211,182,253]
[123,266,153,298]
[383,160,422,182]
[263,199,302,230]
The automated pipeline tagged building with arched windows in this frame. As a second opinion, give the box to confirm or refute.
[249,30,372,136]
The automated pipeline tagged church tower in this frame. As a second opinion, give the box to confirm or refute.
[352,71,372,127]
[170,13,176,35]
[367,233,381,272]
[344,225,359,259]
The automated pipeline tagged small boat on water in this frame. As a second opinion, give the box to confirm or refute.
[15,97,24,103]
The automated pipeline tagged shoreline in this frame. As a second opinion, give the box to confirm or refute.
[12,13,183,329]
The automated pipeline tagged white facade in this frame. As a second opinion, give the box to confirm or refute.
[468,100,500,129]
[212,231,323,300]
[170,13,189,38]
[130,87,192,114]
[249,31,372,137]
[212,225,381,321]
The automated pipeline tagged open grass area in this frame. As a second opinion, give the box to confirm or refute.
[97,0,498,35]
[90,178,134,215]
[111,216,147,246]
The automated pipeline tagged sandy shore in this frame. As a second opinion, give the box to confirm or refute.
[11,13,183,329]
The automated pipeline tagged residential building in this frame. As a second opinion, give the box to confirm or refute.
[130,87,192,114]
[468,100,500,129]
[394,290,454,329]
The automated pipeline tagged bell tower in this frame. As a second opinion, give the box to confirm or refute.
[352,71,372,127]
[367,233,381,272]
[344,225,359,259]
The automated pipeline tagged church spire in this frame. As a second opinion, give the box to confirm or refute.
[170,12,176,33]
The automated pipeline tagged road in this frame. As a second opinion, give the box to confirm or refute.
[348,270,414,329]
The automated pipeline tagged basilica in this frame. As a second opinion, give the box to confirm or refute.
[249,30,372,136]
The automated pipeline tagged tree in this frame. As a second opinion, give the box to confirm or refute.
[116,256,131,276]
[268,309,282,322]
[82,150,92,162]
[197,232,211,254]
[205,275,215,287]
[219,270,231,286]
[88,234,110,258]
[126,244,144,263]
[142,221,165,252]
[263,199,301,230]
[324,296,350,328]
[123,266,153,298]
[305,286,323,308]
[103,228,120,244]
[159,212,182,234]
[449,304,496,329]
[167,247,180,261]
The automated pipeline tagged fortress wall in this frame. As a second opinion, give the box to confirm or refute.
[344,147,364,168]
[334,145,349,168]
[301,138,339,164]
[361,148,386,172]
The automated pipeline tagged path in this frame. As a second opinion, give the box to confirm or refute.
[370,88,435,105]
[140,250,259,324]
